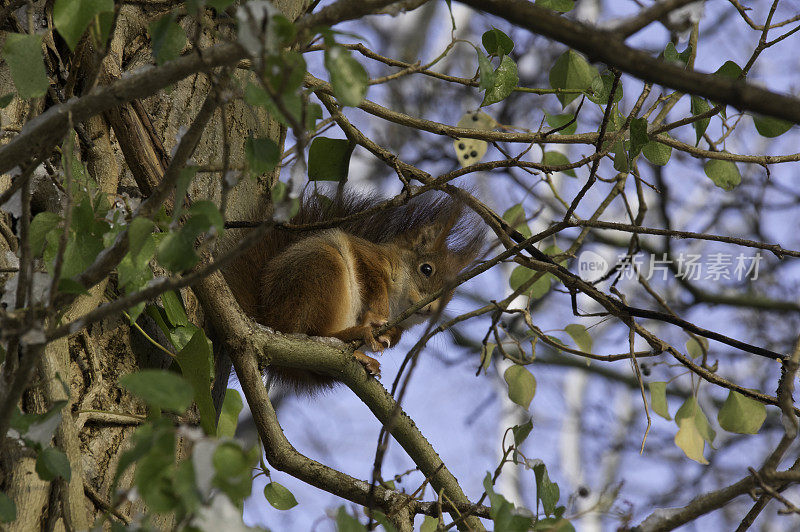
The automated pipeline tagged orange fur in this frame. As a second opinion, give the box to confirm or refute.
[222,191,483,393]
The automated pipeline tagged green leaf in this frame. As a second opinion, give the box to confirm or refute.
[324,44,368,107]
[244,82,309,128]
[188,201,225,235]
[420,516,440,532]
[675,396,715,444]
[512,418,533,446]
[534,517,575,531]
[502,204,532,238]
[264,51,307,93]
[244,82,271,108]
[678,45,693,64]
[629,117,649,160]
[481,27,514,56]
[549,50,598,106]
[714,60,742,80]
[118,238,154,292]
[753,115,792,138]
[480,342,495,371]
[143,307,170,348]
[131,421,179,512]
[213,441,251,478]
[60,232,105,279]
[336,506,366,531]
[149,14,186,65]
[587,70,622,105]
[533,461,560,517]
[0,93,13,108]
[175,329,217,435]
[0,492,15,523]
[605,106,626,132]
[718,391,766,434]
[612,139,629,173]
[157,210,210,273]
[53,0,114,51]
[173,166,197,220]
[543,151,576,177]
[71,194,108,236]
[169,325,195,351]
[481,55,518,106]
[173,458,201,513]
[545,112,577,135]
[477,51,495,90]
[564,324,592,353]
[264,482,298,510]
[642,139,672,166]
[156,228,198,273]
[3,34,48,99]
[245,135,279,177]
[207,0,235,10]
[212,442,257,505]
[483,473,534,531]
[663,43,691,66]
[704,158,741,191]
[30,212,62,256]
[535,0,574,12]
[675,416,708,464]
[372,511,397,532]
[57,278,90,295]
[271,14,297,48]
[305,102,323,130]
[649,382,671,420]
[686,337,708,359]
[504,365,536,409]
[119,218,155,292]
[308,137,352,181]
[161,291,189,328]
[663,42,679,64]
[35,447,72,481]
[509,266,551,299]
[128,217,154,257]
[217,388,243,438]
[690,96,711,145]
[119,370,194,413]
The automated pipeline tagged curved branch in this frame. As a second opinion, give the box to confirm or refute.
[192,269,486,531]
[456,0,800,125]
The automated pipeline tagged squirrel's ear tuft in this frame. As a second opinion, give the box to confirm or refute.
[400,224,439,251]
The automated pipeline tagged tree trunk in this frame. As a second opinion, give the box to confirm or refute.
[0,1,305,528]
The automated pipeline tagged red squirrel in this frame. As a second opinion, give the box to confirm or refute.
[223,191,484,392]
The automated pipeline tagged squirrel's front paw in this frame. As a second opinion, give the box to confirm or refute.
[362,320,390,352]
[354,351,381,378]
[362,330,385,352]
[376,334,392,349]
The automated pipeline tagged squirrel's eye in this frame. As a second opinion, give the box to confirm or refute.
[419,263,433,277]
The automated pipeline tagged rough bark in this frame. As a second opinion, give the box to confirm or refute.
[0,0,303,527]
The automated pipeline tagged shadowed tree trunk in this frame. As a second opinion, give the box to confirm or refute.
[0,1,304,528]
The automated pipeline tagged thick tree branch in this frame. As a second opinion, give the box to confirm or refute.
[457,0,800,125]
[192,269,486,531]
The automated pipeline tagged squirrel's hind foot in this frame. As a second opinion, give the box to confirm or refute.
[354,350,381,378]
